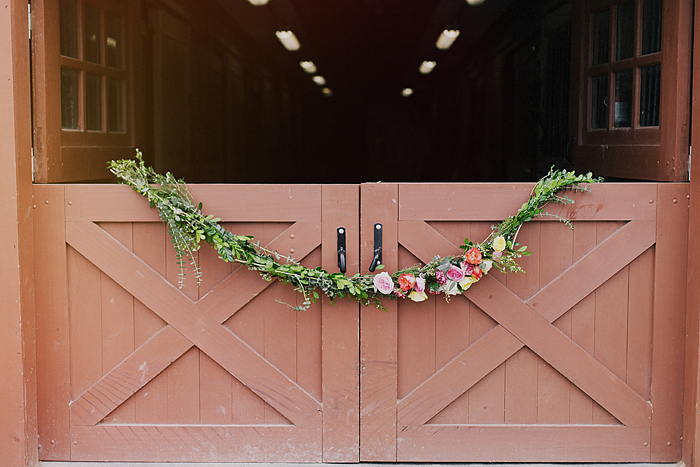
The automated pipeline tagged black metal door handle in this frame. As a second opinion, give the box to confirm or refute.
[337,227,346,274]
[369,223,382,272]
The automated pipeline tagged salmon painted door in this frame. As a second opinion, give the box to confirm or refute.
[34,184,360,463]
[360,183,688,462]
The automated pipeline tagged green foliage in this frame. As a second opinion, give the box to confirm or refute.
[109,153,601,310]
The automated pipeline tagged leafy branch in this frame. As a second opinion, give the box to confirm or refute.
[109,152,601,310]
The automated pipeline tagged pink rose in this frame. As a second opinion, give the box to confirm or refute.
[414,275,426,293]
[373,271,394,295]
[492,251,503,259]
[472,267,483,280]
[446,265,465,282]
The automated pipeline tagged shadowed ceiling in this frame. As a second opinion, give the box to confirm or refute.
[216,0,516,100]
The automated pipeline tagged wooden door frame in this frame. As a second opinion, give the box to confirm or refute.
[0,1,38,466]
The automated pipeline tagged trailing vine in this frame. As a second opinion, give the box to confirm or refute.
[108,151,602,311]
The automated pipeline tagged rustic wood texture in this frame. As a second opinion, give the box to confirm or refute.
[34,185,71,460]
[360,183,399,461]
[321,185,361,462]
[362,182,686,462]
[37,185,350,462]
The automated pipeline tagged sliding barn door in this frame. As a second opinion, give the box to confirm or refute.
[360,182,687,462]
[34,184,360,463]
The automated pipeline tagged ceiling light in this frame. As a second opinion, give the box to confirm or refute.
[322,88,333,96]
[402,88,413,97]
[300,61,317,73]
[312,75,326,86]
[247,0,270,4]
[466,0,486,5]
[419,61,436,74]
[436,29,460,49]
[275,30,300,51]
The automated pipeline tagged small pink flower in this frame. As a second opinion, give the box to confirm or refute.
[373,271,394,294]
[462,262,474,276]
[435,270,447,285]
[472,267,483,280]
[446,265,465,282]
[414,275,426,293]
[393,287,406,298]
[492,251,503,259]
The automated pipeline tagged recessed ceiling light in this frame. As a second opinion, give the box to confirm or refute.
[312,75,326,86]
[322,88,333,96]
[247,0,270,5]
[419,61,436,74]
[275,30,300,51]
[466,0,486,5]
[436,29,460,49]
[300,61,317,73]
[402,88,414,97]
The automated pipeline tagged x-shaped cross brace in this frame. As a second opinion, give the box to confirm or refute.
[397,220,655,428]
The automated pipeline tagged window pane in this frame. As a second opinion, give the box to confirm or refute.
[642,0,662,55]
[614,70,633,127]
[84,3,101,64]
[640,64,661,126]
[106,12,122,68]
[59,0,78,58]
[108,78,123,132]
[61,68,79,129]
[86,73,102,131]
[616,1,635,60]
[591,74,608,129]
[592,9,610,65]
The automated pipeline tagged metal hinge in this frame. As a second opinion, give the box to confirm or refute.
[31,147,35,182]
[689,146,692,181]
[28,2,31,39]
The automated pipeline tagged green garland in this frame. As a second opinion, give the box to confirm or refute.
[108,151,602,311]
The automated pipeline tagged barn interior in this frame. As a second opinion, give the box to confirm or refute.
[131,0,573,184]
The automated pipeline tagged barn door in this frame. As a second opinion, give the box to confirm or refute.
[359,182,688,462]
[34,184,360,463]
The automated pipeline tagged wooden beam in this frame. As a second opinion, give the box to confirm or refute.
[0,1,37,466]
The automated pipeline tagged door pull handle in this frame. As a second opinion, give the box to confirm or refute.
[337,227,347,274]
[369,223,382,272]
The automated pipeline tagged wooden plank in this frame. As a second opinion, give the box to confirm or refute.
[399,183,657,221]
[627,248,654,400]
[71,425,322,462]
[65,184,322,222]
[321,184,360,462]
[360,183,398,461]
[593,222,628,425]
[651,184,689,460]
[67,244,103,403]
[397,247,436,400]
[99,223,136,424]
[33,185,71,460]
[537,221,573,424]
[503,223,540,424]
[198,231,234,425]
[467,275,651,427]
[165,227,200,425]
[569,222,597,424]
[431,222,472,424]
[132,222,168,424]
[66,221,322,428]
[397,426,651,462]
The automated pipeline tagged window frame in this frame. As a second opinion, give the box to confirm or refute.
[571,0,692,181]
[32,0,140,182]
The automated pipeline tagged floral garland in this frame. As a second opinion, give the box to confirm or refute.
[108,152,602,311]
